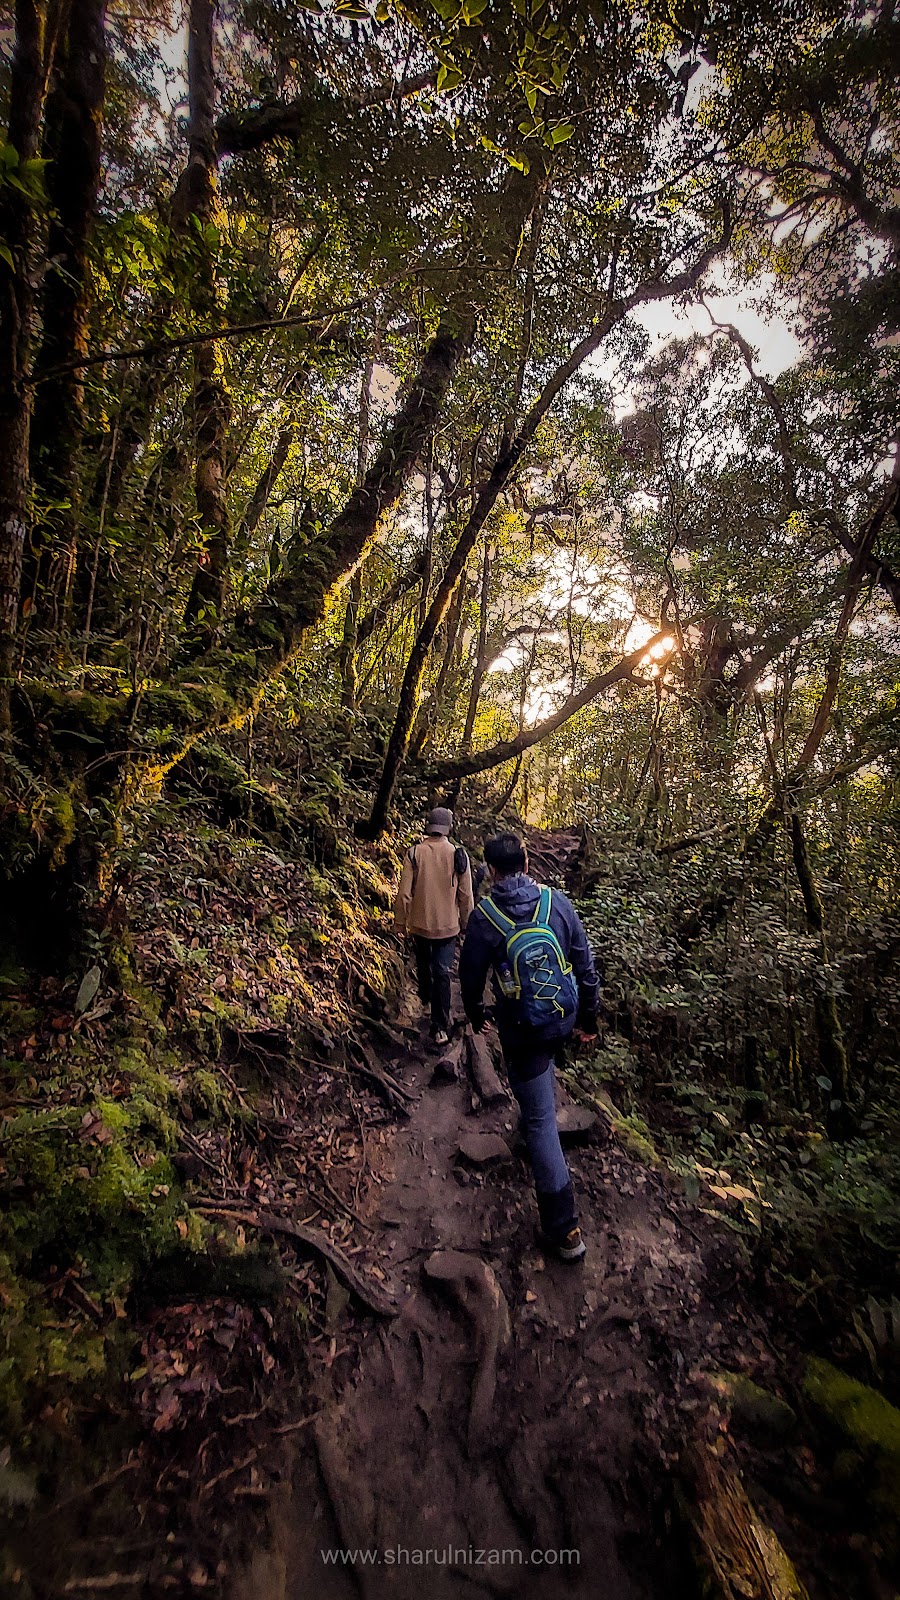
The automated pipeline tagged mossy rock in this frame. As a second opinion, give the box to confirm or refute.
[561,1075,658,1166]
[614,1112,659,1167]
[803,1356,900,1541]
[709,1372,798,1443]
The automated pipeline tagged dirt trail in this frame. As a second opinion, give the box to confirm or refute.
[233,831,768,1600]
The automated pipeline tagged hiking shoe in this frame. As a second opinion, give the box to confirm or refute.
[432,1028,450,1048]
[545,1227,586,1263]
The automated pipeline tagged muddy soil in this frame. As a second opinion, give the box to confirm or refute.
[232,967,773,1600]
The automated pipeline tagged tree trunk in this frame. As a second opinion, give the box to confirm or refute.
[491,753,522,815]
[788,807,851,1135]
[27,0,107,633]
[677,475,896,945]
[353,551,427,652]
[461,538,493,750]
[797,474,896,770]
[0,0,51,734]
[18,315,473,798]
[237,421,294,554]
[178,0,231,644]
[409,568,469,760]
[340,350,376,708]
[447,539,493,807]
[678,1439,809,1600]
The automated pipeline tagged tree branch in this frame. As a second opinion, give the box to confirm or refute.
[426,633,670,783]
[217,72,435,156]
[30,307,355,383]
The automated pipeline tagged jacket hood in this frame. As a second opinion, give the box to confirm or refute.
[487,873,541,921]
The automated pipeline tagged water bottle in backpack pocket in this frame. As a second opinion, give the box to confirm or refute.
[480,887,578,1037]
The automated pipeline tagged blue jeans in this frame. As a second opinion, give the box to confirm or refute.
[414,935,455,1033]
[502,1034,576,1241]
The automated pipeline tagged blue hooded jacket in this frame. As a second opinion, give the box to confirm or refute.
[459,873,601,1043]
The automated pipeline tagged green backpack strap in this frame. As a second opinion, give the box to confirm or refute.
[533,886,552,924]
[480,895,516,937]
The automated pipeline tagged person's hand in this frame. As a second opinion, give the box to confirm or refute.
[573,1020,599,1046]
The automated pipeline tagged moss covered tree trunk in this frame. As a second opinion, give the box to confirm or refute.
[177,0,231,645]
[16,317,473,788]
[0,0,51,735]
[679,1440,810,1600]
[27,0,107,634]
[340,349,376,709]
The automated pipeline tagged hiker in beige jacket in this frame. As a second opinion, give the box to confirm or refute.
[394,807,474,1045]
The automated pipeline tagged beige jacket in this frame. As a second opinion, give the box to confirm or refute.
[393,835,474,940]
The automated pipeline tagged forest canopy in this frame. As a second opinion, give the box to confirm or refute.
[0,0,898,986]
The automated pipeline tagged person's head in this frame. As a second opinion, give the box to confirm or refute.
[484,831,527,881]
[425,806,453,837]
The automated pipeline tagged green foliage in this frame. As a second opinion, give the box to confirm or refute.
[0,1059,190,1434]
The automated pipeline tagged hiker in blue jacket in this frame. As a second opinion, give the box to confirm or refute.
[459,831,601,1262]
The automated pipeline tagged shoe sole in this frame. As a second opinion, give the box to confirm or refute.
[555,1242,587,1262]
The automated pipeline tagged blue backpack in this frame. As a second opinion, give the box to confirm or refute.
[480,886,578,1035]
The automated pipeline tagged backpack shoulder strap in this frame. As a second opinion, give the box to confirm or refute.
[534,886,552,925]
[480,896,516,937]
[409,845,418,892]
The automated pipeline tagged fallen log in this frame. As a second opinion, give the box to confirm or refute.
[678,1439,810,1600]
[465,1028,508,1106]
[195,1204,398,1318]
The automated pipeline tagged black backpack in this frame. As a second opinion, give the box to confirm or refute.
[409,842,469,890]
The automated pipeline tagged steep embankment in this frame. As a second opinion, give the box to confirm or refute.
[0,816,406,1594]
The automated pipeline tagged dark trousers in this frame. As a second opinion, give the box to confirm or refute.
[501,1027,576,1242]
[413,935,455,1033]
